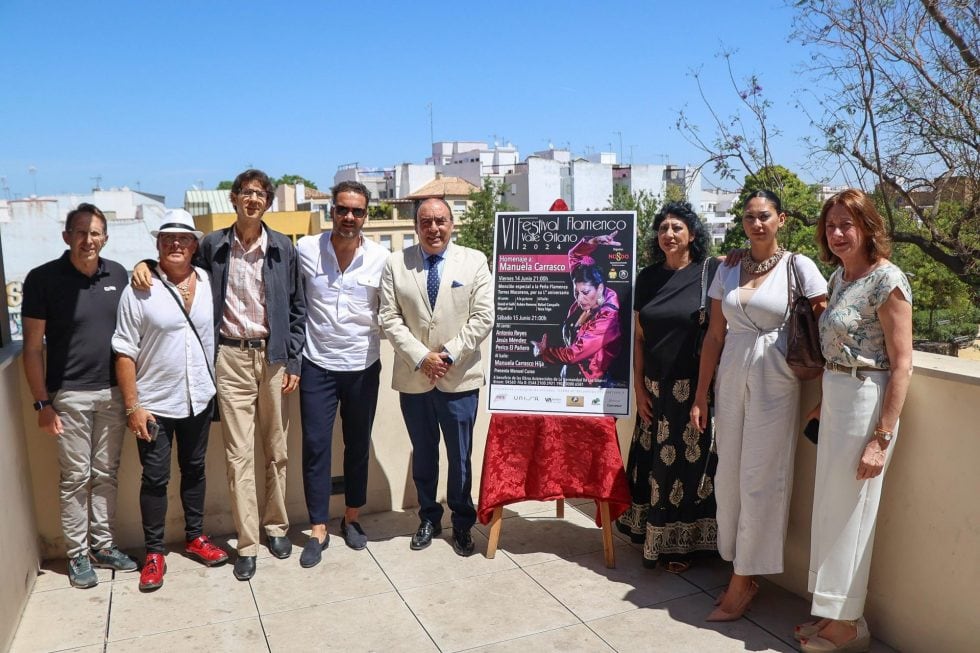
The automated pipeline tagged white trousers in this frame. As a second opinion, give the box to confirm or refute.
[809,368,896,620]
[714,331,800,576]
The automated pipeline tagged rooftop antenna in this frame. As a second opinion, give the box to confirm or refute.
[613,131,623,162]
[28,165,37,195]
[0,176,9,199]
[90,174,102,191]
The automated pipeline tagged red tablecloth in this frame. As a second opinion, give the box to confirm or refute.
[477,413,632,526]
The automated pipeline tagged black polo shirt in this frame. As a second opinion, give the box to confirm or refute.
[22,251,128,393]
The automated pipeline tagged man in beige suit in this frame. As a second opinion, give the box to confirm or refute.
[379,198,494,556]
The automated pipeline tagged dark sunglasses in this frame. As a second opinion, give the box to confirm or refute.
[334,205,367,219]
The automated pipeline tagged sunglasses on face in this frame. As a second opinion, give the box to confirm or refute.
[334,205,368,219]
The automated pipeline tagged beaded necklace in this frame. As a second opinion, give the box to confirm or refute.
[741,246,785,275]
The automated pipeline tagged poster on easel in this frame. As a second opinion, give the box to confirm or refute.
[487,211,636,417]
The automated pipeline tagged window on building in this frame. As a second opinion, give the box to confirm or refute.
[403,234,415,249]
[380,235,392,251]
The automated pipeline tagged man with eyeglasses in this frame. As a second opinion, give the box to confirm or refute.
[293,180,388,567]
[135,169,306,580]
[379,198,494,556]
[22,203,137,588]
[204,169,306,580]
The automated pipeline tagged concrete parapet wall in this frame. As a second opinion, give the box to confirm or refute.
[4,347,979,651]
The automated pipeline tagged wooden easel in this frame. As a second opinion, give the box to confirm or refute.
[484,498,617,568]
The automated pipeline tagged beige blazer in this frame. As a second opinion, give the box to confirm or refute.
[379,243,494,394]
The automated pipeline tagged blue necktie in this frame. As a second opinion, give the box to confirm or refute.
[427,254,441,309]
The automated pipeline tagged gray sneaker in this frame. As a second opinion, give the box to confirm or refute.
[68,554,98,589]
[91,546,138,572]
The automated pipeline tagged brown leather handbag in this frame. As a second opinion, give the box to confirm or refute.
[785,254,825,380]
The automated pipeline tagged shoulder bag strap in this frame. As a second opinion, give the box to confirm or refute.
[698,258,710,326]
[150,267,216,386]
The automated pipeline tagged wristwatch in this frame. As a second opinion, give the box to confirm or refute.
[33,399,53,411]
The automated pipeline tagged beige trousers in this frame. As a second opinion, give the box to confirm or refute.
[217,345,289,556]
[52,387,127,558]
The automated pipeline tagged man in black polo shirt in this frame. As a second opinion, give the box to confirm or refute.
[22,203,137,589]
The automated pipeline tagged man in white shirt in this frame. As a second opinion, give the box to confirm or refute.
[295,181,389,568]
[112,210,228,591]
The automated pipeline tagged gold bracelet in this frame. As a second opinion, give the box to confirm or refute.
[125,404,142,416]
[874,427,894,444]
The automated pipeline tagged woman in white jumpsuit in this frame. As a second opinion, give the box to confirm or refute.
[692,190,827,621]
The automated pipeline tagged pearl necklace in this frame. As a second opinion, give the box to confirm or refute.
[741,246,785,275]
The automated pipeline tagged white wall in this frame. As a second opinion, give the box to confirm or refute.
[570,160,613,210]
[393,164,437,199]
[0,349,40,652]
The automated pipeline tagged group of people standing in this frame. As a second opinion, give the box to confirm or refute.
[617,188,912,652]
[23,169,494,593]
[24,174,910,652]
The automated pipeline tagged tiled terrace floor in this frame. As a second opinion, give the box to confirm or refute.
[11,501,897,652]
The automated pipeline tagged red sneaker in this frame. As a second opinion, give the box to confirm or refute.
[139,553,166,591]
[185,535,229,566]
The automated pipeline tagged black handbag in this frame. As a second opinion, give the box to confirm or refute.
[785,254,825,380]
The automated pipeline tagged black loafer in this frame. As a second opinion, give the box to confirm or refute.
[267,536,292,559]
[410,520,442,550]
[299,536,329,568]
[340,519,368,550]
[451,528,475,557]
[233,555,256,581]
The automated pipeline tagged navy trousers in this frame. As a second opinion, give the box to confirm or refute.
[399,388,478,531]
[136,401,213,553]
[300,357,381,525]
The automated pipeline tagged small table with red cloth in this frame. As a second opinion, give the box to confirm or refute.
[477,413,632,568]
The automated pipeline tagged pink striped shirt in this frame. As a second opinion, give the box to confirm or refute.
[220,227,270,339]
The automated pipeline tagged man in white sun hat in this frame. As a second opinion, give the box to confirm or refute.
[113,209,228,591]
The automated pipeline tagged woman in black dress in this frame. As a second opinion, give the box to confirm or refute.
[616,202,719,572]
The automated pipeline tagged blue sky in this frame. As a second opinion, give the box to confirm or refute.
[0,1,823,206]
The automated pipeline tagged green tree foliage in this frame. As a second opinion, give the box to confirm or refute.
[894,241,973,339]
[677,0,980,292]
[368,201,393,220]
[664,183,686,204]
[216,181,233,190]
[456,178,514,263]
[272,174,318,190]
[606,185,660,268]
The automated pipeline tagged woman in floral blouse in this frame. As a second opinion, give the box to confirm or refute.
[797,189,913,653]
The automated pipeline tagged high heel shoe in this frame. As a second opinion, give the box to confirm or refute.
[794,618,831,641]
[705,580,758,621]
[800,618,870,652]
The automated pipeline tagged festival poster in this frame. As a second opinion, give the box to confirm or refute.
[488,211,636,416]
